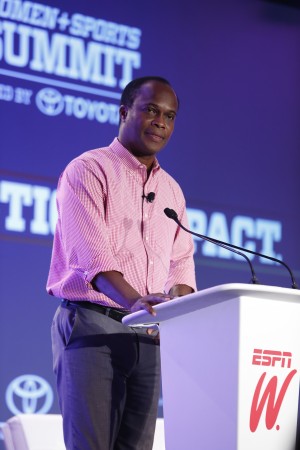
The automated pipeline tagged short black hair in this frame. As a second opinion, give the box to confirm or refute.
[120,76,179,108]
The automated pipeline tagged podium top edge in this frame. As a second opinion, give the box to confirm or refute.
[122,282,300,326]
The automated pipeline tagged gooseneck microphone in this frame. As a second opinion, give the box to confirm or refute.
[164,208,259,285]
[164,207,298,289]
[142,192,155,203]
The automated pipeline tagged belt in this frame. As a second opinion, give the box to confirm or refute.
[61,299,130,322]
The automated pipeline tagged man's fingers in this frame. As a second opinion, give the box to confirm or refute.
[130,293,174,315]
[136,300,157,316]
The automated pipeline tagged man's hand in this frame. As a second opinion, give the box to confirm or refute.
[169,284,194,297]
[93,271,174,315]
[130,293,174,316]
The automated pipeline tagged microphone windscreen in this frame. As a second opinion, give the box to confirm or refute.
[164,208,178,219]
[148,192,155,202]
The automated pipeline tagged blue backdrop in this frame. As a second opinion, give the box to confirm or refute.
[1,0,300,446]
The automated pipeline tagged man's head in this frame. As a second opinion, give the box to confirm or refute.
[118,76,179,167]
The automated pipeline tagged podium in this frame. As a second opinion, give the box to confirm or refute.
[123,283,300,450]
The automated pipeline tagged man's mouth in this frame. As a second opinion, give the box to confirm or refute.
[146,132,164,142]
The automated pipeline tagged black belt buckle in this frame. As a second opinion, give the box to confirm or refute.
[106,308,129,322]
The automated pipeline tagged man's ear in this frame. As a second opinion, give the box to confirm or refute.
[119,105,128,121]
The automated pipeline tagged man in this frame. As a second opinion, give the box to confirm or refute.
[47,76,196,450]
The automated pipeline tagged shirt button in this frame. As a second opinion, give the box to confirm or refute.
[145,213,148,218]
[149,260,153,265]
[145,236,149,241]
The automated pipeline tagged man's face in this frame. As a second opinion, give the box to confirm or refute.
[118,80,178,160]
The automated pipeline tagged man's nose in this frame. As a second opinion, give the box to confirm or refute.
[151,114,166,128]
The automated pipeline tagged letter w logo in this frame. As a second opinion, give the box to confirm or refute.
[250,369,297,432]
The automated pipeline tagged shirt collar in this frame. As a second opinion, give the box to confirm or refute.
[109,137,160,174]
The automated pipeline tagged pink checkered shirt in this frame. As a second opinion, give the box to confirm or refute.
[46,138,196,308]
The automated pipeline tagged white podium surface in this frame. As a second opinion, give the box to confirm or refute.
[123,283,300,450]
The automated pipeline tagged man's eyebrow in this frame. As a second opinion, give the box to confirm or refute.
[144,102,158,108]
[146,102,177,115]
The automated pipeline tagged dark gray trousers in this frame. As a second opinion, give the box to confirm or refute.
[51,302,161,450]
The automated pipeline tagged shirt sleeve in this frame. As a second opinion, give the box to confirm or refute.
[57,157,122,286]
[164,195,197,294]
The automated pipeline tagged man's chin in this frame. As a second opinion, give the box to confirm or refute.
[144,139,168,154]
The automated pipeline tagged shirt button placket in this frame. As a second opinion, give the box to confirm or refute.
[144,206,152,292]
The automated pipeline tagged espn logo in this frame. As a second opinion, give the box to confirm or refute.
[252,349,292,369]
[250,348,297,432]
